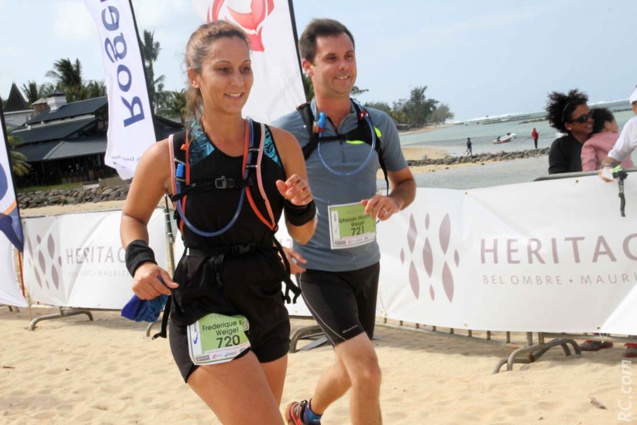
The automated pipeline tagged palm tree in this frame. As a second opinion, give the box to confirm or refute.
[6,136,31,177]
[83,80,107,99]
[162,90,188,126]
[21,81,54,104]
[141,30,164,111]
[46,58,84,101]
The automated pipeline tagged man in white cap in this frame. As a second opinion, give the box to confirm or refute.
[600,86,637,181]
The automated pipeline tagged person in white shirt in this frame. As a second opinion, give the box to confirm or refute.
[600,87,637,181]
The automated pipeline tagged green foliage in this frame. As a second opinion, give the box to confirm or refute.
[364,101,392,114]
[45,58,106,102]
[6,136,31,177]
[396,86,438,127]
[364,86,452,127]
[430,103,454,124]
[157,89,188,125]
[46,58,83,90]
[141,30,165,111]
[21,81,54,104]
[83,80,107,99]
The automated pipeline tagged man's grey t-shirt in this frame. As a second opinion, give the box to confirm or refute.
[272,99,407,272]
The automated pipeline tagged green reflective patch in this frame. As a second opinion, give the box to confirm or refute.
[374,127,382,137]
[346,140,366,145]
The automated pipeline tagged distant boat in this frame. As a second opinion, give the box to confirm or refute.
[492,133,517,144]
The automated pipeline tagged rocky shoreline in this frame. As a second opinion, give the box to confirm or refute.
[18,184,131,210]
[407,147,549,167]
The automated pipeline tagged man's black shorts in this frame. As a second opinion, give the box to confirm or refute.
[299,262,380,346]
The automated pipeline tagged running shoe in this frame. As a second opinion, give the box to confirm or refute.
[285,400,313,425]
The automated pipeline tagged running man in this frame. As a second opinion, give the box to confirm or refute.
[273,18,415,425]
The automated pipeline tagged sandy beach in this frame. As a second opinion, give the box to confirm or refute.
[2,157,627,425]
[0,307,625,424]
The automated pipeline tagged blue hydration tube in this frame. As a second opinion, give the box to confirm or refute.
[174,119,253,237]
[316,104,377,177]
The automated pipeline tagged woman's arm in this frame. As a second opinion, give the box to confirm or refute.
[120,139,178,299]
[269,127,316,245]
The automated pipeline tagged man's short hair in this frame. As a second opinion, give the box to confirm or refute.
[299,18,355,62]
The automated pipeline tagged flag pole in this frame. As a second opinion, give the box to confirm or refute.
[127,0,158,141]
[287,0,306,101]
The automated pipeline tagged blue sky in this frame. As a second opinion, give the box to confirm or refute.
[1,0,636,121]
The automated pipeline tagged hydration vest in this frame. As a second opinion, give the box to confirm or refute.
[297,100,389,192]
[151,120,300,339]
[168,120,277,235]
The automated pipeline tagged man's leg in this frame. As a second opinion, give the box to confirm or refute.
[290,265,381,424]
[311,333,382,425]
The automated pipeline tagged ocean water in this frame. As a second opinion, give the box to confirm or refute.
[400,108,636,158]
[397,106,636,190]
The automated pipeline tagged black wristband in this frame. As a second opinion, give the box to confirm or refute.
[125,240,157,277]
[283,199,316,226]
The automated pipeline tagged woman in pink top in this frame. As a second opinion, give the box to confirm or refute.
[582,108,634,171]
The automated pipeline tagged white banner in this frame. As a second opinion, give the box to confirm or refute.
[378,175,637,334]
[84,0,156,180]
[23,209,166,309]
[18,176,637,334]
[191,0,305,123]
[0,242,27,307]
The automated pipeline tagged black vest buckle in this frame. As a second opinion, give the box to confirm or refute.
[215,176,228,189]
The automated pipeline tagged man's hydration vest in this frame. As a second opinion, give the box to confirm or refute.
[296,100,389,192]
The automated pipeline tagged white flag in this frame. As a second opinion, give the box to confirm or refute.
[84,0,156,180]
[0,104,27,306]
[191,0,306,123]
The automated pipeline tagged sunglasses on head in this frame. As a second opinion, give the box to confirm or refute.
[568,111,592,124]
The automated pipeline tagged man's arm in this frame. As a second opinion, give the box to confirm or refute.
[388,167,416,210]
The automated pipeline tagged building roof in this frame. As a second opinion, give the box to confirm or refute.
[45,137,106,160]
[14,136,106,162]
[9,94,183,167]
[10,117,96,145]
[26,96,107,125]
[4,83,30,112]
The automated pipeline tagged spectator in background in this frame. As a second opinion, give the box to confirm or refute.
[582,108,633,171]
[545,89,593,174]
[598,87,637,358]
[466,137,473,156]
[600,87,637,180]
[531,128,539,149]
